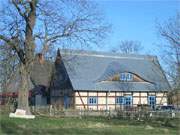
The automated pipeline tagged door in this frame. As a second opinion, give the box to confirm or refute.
[64,95,70,109]
[148,96,156,110]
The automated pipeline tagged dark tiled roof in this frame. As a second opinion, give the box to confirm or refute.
[7,60,54,93]
[30,60,54,87]
[61,49,170,92]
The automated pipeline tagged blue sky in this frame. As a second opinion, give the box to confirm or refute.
[94,0,179,55]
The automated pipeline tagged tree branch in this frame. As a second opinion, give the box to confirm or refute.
[12,0,27,20]
[162,32,180,47]
[0,35,26,64]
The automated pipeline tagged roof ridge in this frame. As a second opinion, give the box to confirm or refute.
[60,49,157,61]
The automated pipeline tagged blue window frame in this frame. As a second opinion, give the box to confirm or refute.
[120,73,126,81]
[124,96,132,105]
[148,96,156,109]
[88,96,97,105]
[116,96,132,105]
[120,73,133,81]
[116,96,124,104]
[126,73,133,81]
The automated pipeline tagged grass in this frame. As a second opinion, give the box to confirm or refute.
[0,114,179,135]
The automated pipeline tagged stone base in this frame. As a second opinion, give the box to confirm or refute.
[9,113,35,119]
[9,109,35,119]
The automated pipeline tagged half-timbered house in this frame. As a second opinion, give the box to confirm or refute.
[3,49,170,110]
[49,49,170,110]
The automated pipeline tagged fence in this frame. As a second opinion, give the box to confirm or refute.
[1,105,179,119]
[30,105,180,119]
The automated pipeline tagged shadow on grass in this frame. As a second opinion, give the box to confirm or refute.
[0,115,179,135]
[1,120,22,134]
[81,116,179,129]
[31,128,120,135]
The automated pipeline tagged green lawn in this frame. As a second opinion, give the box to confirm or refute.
[0,115,179,135]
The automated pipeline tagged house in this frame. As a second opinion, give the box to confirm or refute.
[3,49,171,110]
[49,49,170,110]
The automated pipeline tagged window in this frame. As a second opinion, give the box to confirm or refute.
[116,96,124,104]
[148,96,156,109]
[88,97,97,105]
[120,73,126,81]
[120,73,133,81]
[126,73,133,81]
[124,96,132,105]
[116,96,132,105]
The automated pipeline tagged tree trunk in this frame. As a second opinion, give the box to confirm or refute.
[17,63,31,115]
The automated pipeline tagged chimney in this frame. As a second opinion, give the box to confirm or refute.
[55,48,62,64]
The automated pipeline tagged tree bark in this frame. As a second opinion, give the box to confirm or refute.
[16,0,37,115]
[17,63,31,115]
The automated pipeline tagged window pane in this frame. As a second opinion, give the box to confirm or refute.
[120,73,133,81]
[148,96,156,109]
[88,97,97,105]
[126,73,133,81]
[120,73,126,81]
[124,96,132,105]
[116,96,124,104]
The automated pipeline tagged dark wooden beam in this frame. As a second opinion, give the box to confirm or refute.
[97,91,98,110]
[87,91,89,110]
[115,91,117,110]
[77,91,86,109]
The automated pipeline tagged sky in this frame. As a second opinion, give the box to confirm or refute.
[0,0,179,56]
[93,0,179,55]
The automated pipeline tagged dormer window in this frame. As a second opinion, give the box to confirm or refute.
[120,73,133,81]
[126,73,133,81]
[120,73,126,81]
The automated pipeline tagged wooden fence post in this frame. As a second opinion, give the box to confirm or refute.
[49,105,52,116]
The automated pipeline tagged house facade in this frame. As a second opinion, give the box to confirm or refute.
[4,49,170,110]
[49,49,170,110]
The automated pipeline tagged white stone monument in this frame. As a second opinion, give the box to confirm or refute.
[9,109,35,119]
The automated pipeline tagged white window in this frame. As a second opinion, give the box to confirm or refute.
[126,73,133,81]
[120,73,133,81]
[120,73,126,81]
[88,97,97,105]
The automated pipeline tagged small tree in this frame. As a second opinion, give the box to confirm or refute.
[112,40,143,54]
[0,0,109,114]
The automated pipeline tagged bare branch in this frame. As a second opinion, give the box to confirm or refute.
[12,0,27,20]
[157,12,180,88]
[112,40,143,54]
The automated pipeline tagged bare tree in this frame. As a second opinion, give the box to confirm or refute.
[0,0,109,114]
[157,12,180,89]
[0,43,18,93]
[112,40,143,54]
